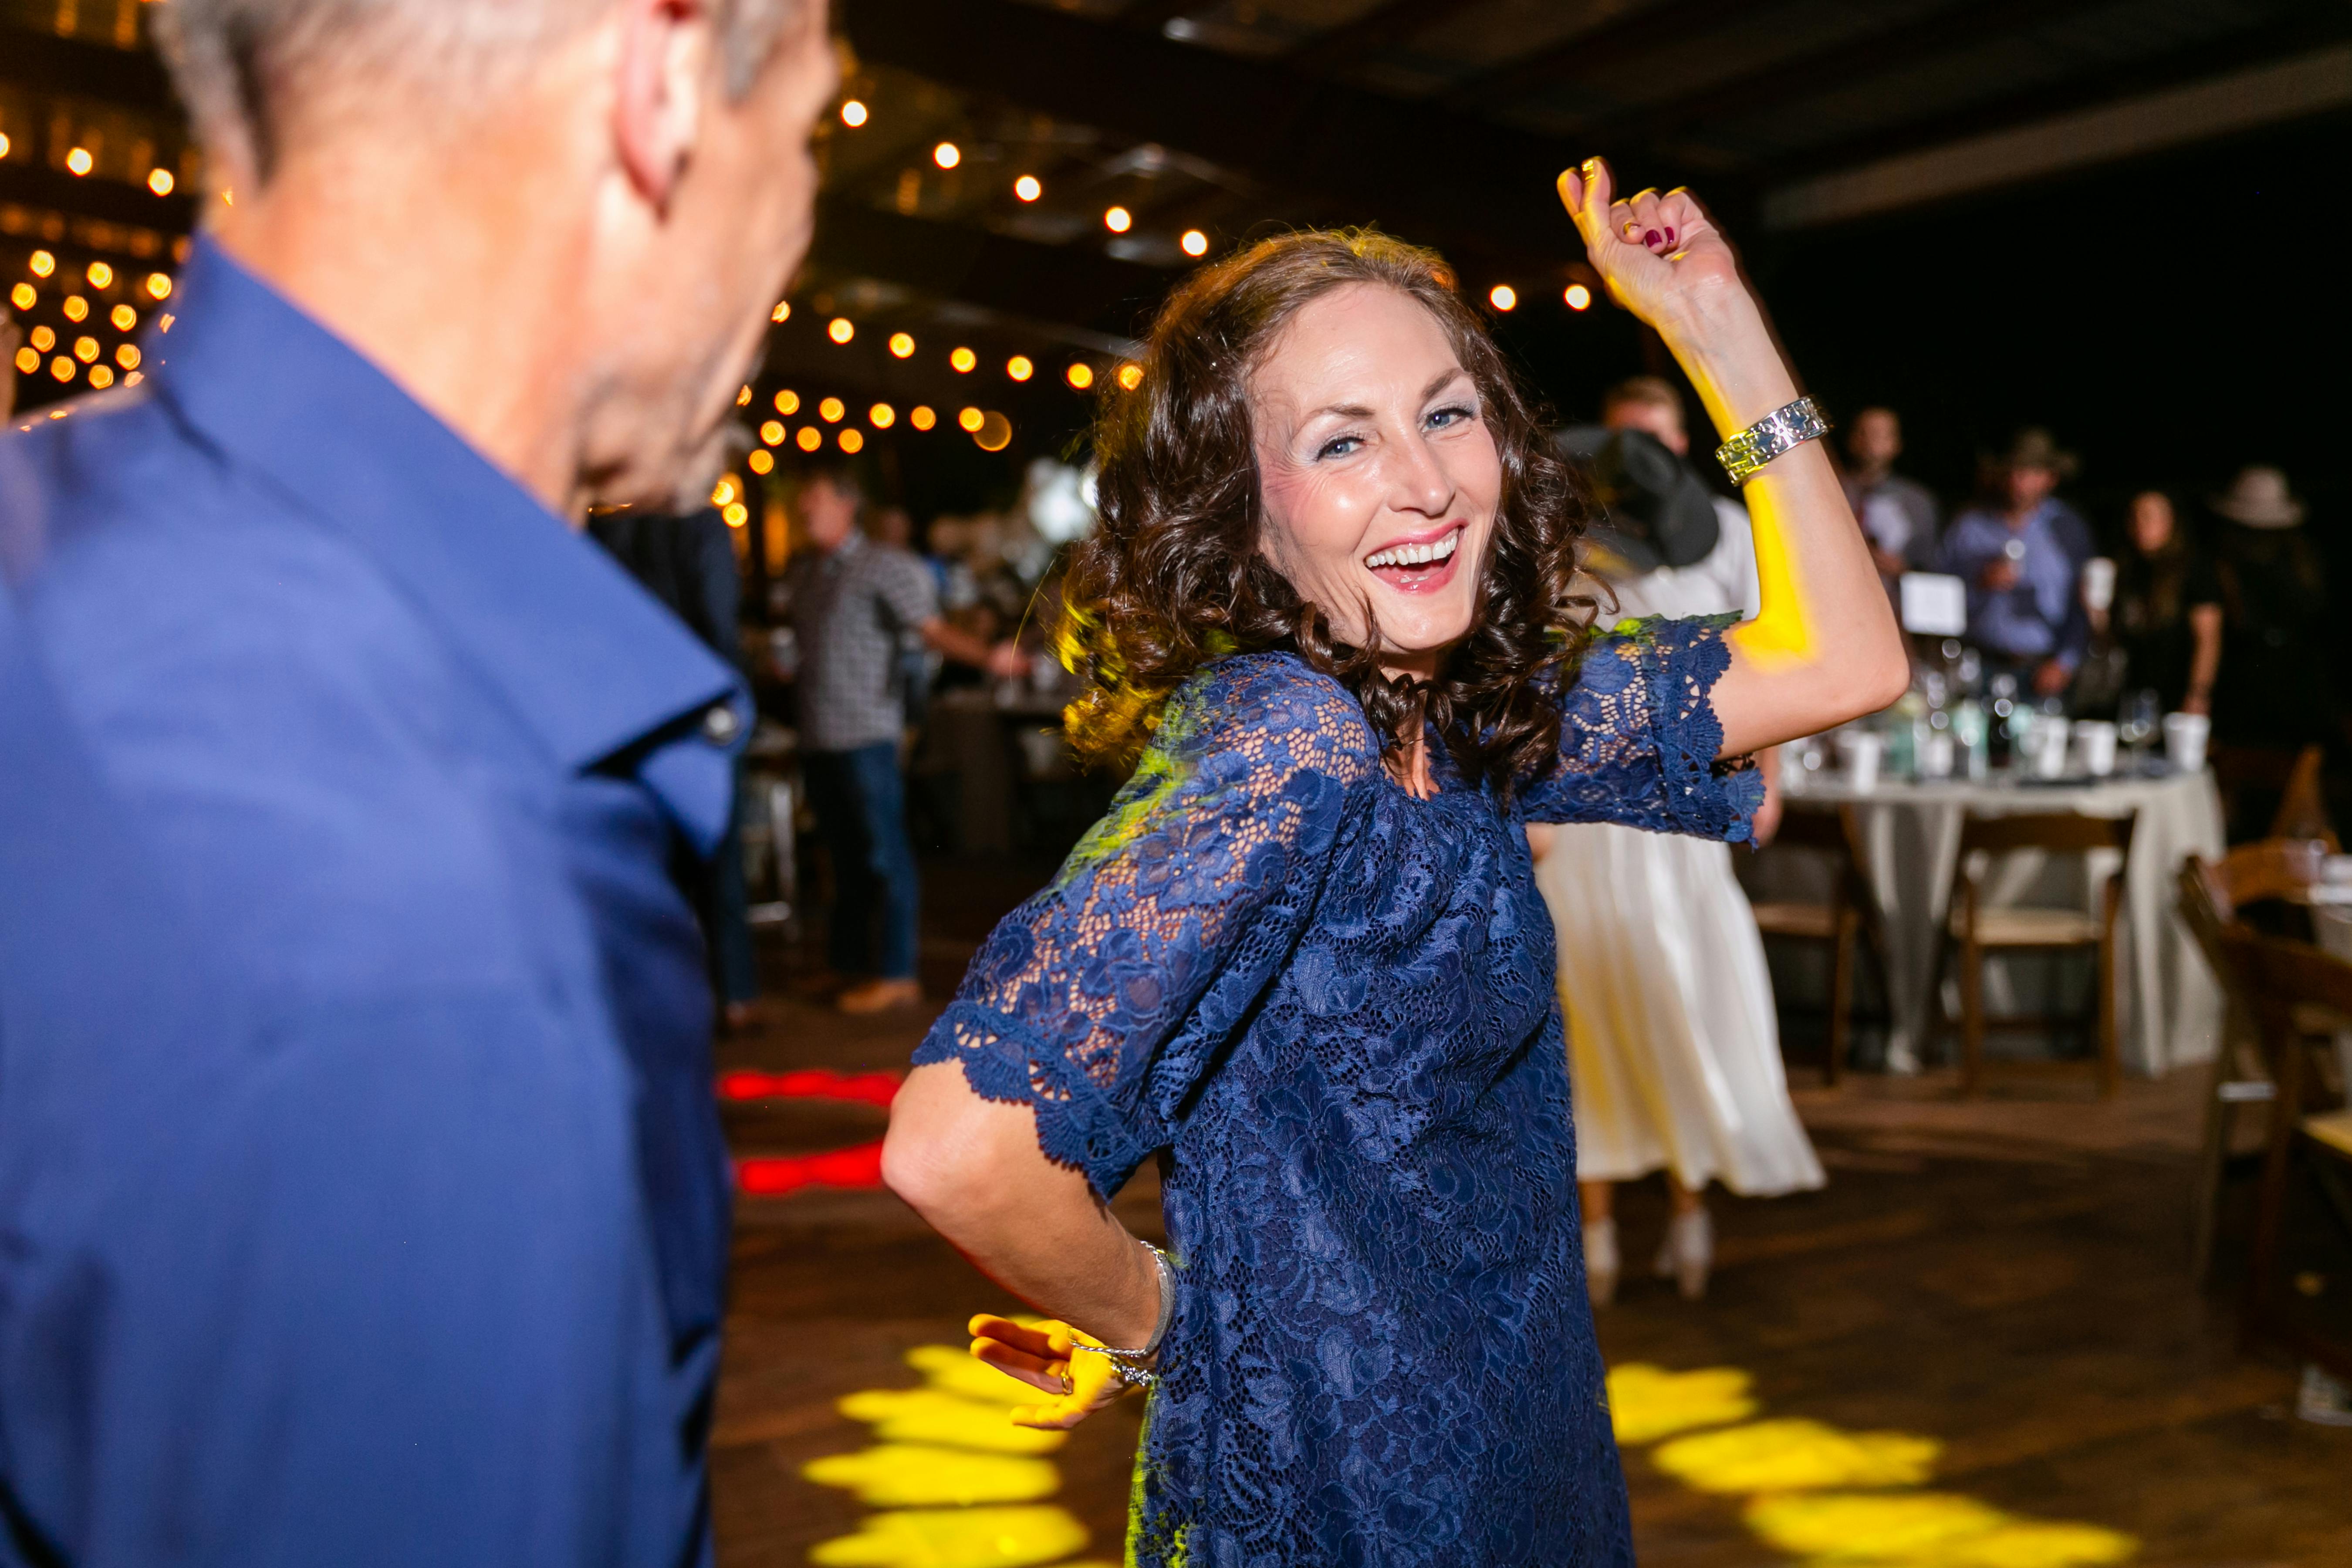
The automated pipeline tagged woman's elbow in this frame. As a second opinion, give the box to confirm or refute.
[1856,632,1911,713]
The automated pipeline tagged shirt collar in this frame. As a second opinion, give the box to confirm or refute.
[148,238,742,850]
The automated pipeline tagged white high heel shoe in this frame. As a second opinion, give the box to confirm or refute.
[1582,1217,1620,1308]
[1653,1207,1713,1301]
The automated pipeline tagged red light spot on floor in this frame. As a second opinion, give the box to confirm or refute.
[718,1068,900,1107]
[737,1141,886,1196]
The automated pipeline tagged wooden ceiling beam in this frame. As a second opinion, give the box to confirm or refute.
[1284,0,1491,71]
[1441,0,1772,108]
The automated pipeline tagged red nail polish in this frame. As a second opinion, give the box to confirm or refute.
[1663,226,1676,244]
[1643,230,1661,247]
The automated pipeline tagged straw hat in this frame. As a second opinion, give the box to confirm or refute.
[1992,427,2078,479]
[2210,465,2304,528]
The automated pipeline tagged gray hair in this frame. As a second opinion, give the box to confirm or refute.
[158,0,806,182]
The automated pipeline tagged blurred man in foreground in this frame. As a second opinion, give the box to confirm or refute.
[0,1,836,1562]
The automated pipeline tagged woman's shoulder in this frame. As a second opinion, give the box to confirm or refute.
[1163,651,1382,784]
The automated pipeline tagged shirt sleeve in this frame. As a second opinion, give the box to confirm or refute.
[873,549,940,635]
[911,658,1374,1198]
[1519,615,1763,841]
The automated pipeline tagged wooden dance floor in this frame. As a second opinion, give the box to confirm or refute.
[711,860,2350,1568]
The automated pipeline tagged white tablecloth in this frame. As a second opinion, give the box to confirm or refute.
[1751,767,2227,1077]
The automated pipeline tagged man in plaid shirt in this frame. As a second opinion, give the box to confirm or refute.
[787,463,1025,1013]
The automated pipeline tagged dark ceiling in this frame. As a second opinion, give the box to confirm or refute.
[4,0,2347,490]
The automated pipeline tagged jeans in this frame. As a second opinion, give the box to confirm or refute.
[803,742,918,980]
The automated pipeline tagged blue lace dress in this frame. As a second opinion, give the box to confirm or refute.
[913,617,1760,1567]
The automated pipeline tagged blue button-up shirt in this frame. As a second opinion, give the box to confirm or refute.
[1937,497,2094,668]
[0,241,747,1567]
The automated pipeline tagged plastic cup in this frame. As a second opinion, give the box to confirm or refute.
[2080,557,2117,613]
[1843,731,1883,792]
[2072,720,2118,778]
[2163,711,2210,773]
[1919,730,1955,781]
[2027,714,2068,779]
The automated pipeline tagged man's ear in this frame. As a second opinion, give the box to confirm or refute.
[612,0,713,213]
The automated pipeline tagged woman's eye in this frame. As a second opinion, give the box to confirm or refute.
[1317,435,1362,460]
[1426,404,1475,430]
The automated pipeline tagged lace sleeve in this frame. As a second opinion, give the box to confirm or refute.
[912,656,1377,1198]
[1520,613,1763,841]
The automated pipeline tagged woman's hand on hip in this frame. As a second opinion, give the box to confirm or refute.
[969,1313,1145,1429]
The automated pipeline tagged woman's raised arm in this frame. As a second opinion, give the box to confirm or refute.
[1559,160,1909,757]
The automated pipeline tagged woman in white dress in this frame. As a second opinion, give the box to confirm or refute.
[1531,377,1823,1306]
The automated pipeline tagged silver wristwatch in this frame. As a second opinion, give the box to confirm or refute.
[1714,395,1831,486]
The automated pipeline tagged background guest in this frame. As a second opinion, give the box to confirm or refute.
[1939,428,2093,699]
[2109,489,2222,718]
[783,463,1026,1013]
[2207,465,2332,751]
[1841,406,1940,586]
[589,487,761,1028]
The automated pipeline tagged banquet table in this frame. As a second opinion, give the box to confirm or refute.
[1752,765,2227,1078]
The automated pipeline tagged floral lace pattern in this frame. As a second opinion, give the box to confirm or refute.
[913,617,1754,1566]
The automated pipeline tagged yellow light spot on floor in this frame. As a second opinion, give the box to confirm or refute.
[1652,1418,1939,1493]
[804,1445,1060,1508]
[838,1388,1068,1455]
[807,1504,1088,1568]
[1745,1491,2137,1567]
[1605,1363,1759,1444]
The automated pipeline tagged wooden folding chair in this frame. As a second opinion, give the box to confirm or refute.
[1938,811,2136,1097]
[1748,804,1881,1086]
[2226,931,2352,1381]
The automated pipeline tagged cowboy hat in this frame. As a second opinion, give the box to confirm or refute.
[1990,427,2078,479]
[2210,465,2304,528]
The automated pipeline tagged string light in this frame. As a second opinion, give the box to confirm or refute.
[1006,355,1033,382]
[747,448,774,475]
[29,325,53,352]
[888,331,916,358]
[8,283,30,310]
[1065,362,1094,390]
[72,337,97,363]
[950,346,976,373]
[710,477,739,507]
[1117,363,1143,391]
[840,99,868,127]
[12,348,34,375]
[65,147,92,176]
[1564,283,1593,311]
[62,297,87,323]
[736,384,753,406]
[1014,174,1041,202]
[839,428,865,453]
[827,317,855,344]
[147,168,173,196]
[86,261,112,289]
[868,402,896,428]
[957,406,985,433]
[0,133,10,158]
[818,396,845,422]
[1488,284,1517,311]
[88,364,112,389]
[723,501,749,527]
[48,356,71,381]
[771,300,791,323]
[932,142,960,170]
[774,389,800,414]
[1103,206,1132,233]
[115,343,139,369]
[29,251,54,278]
[973,412,1013,453]
[144,272,171,299]
[1180,229,1209,257]
[911,406,937,430]
[796,426,822,451]
[760,419,785,445]
[110,303,136,331]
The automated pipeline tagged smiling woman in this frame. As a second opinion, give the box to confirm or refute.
[883,187,1904,1568]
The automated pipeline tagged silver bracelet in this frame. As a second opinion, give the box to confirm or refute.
[1714,395,1830,486]
[1069,1241,1175,1390]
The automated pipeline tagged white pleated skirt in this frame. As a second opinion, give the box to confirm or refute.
[1533,822,1825,1198]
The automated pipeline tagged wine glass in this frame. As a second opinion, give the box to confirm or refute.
[2119,689,2160,762]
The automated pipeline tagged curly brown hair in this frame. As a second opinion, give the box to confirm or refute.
[1057,228,1597,796]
